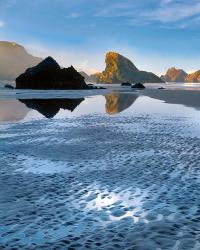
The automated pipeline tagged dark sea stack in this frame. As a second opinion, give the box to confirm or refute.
[131,83,145,89]
[0,41,42,81]
[121,82,132,86]
[185,70,200,82]
[16,57,89,89]
[161,67,188,82]
[86,83,106,89]
[92,52,164,84]
[19,98,84,118]
[4,84,14,89]
[105,93,138,114]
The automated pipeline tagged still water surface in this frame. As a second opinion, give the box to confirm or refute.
[1,88,200,249]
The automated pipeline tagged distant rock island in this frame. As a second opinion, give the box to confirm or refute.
[91,52,163,84]
[161,67,188,82]
[16,57,89,89]
[161,67,200,83]
[0,41,42,81]
[185,70,200,83]
[79,71,93,82]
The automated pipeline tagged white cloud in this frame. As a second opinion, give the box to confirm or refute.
[0,20,4,28]
[68,12,80,18]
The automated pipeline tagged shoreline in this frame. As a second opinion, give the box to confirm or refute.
[140,88,200,110]
[1,86,200,111]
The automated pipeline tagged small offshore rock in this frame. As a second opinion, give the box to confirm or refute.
[131,83,145,89]
[121,82,132,86]
[4,84,14,89]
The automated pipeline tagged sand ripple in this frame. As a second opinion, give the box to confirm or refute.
[1,113,200,249]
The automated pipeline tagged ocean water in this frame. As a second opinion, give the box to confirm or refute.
[1,87,200,249]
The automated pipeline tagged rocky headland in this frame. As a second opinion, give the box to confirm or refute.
[91,52,163,84]
[0,41,42,81]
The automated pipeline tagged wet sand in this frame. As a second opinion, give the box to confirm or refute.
[140,88,200,110]
[1,87,200,249]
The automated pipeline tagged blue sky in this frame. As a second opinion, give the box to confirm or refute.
[0,0,200,75]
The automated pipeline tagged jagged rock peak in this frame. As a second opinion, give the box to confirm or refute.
[105,52,139,73]
[26,56,60,73]
[92,51,163,83]
[16,56,89,89]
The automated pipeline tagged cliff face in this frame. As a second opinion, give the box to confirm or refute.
[79,71,93,82]
[91,52,163,83]
[161,67,188,82]
[0,41,42,80]
[185,70,200,83]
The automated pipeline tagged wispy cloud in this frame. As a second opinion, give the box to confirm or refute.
[68,12,80,18]
[0,20,4,28]
[95,0,200,28]
[142,1,200,23]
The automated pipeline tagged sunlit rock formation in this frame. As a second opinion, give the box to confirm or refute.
[16,57,89,89]
[0,41,42,81]
[161,67,188,82]
[185,70,200,83]
[19,98,84,118]
[91,52,163,83]
[105,93,138,114]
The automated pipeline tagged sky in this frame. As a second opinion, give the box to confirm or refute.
[0,0,200,75]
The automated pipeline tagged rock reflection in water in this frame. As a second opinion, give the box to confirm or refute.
[105,93,138,114]
[0,99,30,122]
[19,98,84,118]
